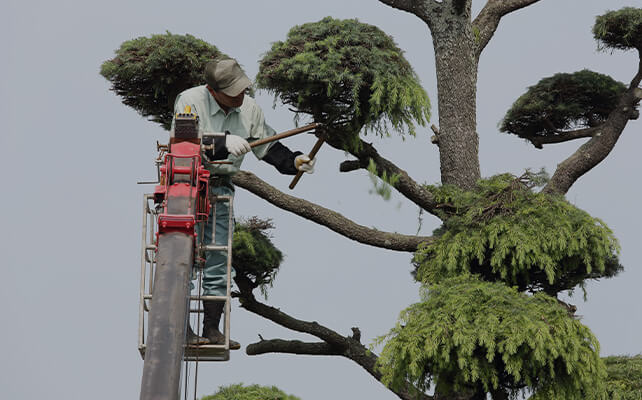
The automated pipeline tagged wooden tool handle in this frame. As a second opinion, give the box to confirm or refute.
[289,137,325,190]
[249,123,320,148]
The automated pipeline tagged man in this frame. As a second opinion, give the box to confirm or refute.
[172,58,315,349]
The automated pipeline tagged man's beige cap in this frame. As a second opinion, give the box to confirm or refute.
[204,58,251,97]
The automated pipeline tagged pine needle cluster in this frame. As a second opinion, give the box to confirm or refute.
[414,173,621,295]
[593,8,642,52]
[375,276,607,399]
[592,355,642,400]
[202,383,301,400]
[232,217,284,297]
[256,17,430,148]
[499,70,626,145]
[100,32,224,130]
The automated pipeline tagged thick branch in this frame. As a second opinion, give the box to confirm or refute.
[246,339,342,356]
[529,126,601,148]
[238,290,432,400]
[340,159,361,172]
[232,171,434,252]
[543,55,642,195]
[324,136,439,214]
[377,0,441,23]
[473,0,543,58]
[239,291,349,345]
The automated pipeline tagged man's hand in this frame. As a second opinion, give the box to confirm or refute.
[225,134,251,157]
[294,155,316,174]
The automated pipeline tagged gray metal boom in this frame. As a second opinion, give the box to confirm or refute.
[139,232,193,400]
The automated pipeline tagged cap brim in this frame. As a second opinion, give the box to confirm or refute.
[220,75,251,97]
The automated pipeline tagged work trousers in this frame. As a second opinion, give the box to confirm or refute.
[192,184,235,296]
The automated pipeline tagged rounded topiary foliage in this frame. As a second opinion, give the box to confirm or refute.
[100,32,224,130]
[256,17,430,149]
[593,7,642,51]
[202,383,301,400]
[500,70,626,147]
[375,276,607,399]
[414,173,621,296]
[232,217,283,297]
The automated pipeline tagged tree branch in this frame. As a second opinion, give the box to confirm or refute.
[324,135,439,215]
[529,126,602,148]
[377,0,442,23]
[232,171,434,252]
[246,339,343,356]
[473,0,544,59]
[238,288,350,345]
[339,159,362,172]
[237,288,433,400]
[543,55,642,195]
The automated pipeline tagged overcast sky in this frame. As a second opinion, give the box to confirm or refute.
[2,1,640,399]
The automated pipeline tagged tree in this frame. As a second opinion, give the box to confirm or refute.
[100,32,225,130]
[201,383,301,400]
[101,3,642,399]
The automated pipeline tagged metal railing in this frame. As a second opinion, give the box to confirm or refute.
[138,194,234,362]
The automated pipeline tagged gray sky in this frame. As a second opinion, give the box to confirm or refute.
[2,1,640,399]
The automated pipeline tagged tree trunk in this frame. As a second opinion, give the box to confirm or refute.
[430,4,481,190]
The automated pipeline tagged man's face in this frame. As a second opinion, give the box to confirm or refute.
[214,89,245,109]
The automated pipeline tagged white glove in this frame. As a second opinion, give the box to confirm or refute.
[225,134,251,157]
[294,155,316,174]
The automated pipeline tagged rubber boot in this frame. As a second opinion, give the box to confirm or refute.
[186,325,209,345]
[203,300,240,350]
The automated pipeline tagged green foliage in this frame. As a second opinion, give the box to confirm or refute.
[596,355,642,400]
[414,173,621,295]
[256,17,430,149]
[232,217,283,297]
[500,70,626,146]
[593,8,642,51]
[375,276,607,399]
[100,32,224,130]
[201,383,301,400]
[367,158,401,201]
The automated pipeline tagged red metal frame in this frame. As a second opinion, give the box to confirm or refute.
[154,140,210,237]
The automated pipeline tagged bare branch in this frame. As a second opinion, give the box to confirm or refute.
[237,288,433,400]
[238,290,350,345]
[306,120,437,213]
[232,171,434,252]
[473,0,544,58]
[339,159,363,172]
[529,126,601,149]
[377,0,441,23]
[323,135,439,214]
[351,327,362,342]
[246,339,342,356]
[353,140,439,213]
[430,124,440,146]
[543,56,642,195]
